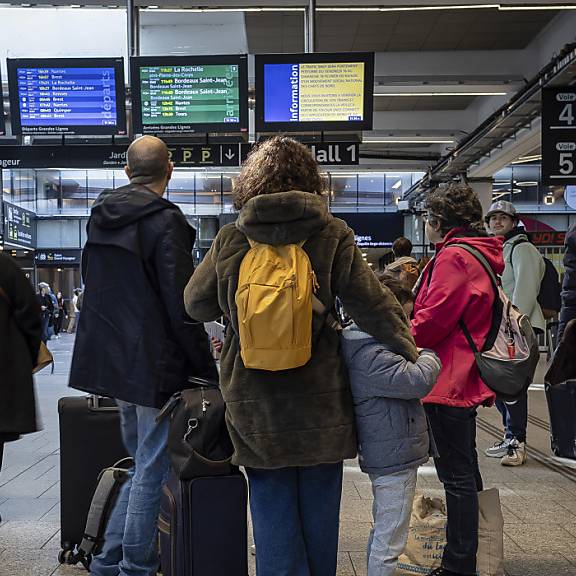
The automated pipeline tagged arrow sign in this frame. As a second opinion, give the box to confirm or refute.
[224,147,236,161]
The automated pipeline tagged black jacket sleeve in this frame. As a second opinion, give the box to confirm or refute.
[559,225,576,342]
[0,255,42,363]
[154,211,218,380]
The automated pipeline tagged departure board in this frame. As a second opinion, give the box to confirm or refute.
[7,58,126,136]
[255,52,374,133]
[131,55,248,135]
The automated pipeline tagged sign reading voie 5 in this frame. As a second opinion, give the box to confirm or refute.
[3,201,36,248]
[542,87,576,185]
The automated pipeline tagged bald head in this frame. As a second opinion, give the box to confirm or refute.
[125,136,172,192]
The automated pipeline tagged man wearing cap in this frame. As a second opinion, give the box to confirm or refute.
[484,200,545,466]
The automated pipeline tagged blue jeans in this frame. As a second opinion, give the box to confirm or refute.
[367,468,417,576]
[90,401,170,576]
[246,462,343,576]
[495,394,528,443]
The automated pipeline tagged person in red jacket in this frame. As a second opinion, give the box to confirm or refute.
[412,183,504,576]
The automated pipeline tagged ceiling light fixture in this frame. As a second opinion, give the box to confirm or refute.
[374,92,508,97]
[392,180,403,190]
[511,155,542,164]
[140,6,305,13]
[319,4,575,12]
[363,139,455,144]
[318,4,500,12]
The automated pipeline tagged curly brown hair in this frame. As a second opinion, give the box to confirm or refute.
[426,182,484,235]
[233,136,325,210]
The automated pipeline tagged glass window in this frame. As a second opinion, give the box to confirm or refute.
[61,171,88,213]
[167,172,194,205]
[329,173,358,208]
[511,164,539,205]
[358,174,384,207]
[196,174,222,206]
[36,170,61,215]
[222,173,235,210]
[87,170,115,209]
[385,173,413,206]
[492,167,513,203]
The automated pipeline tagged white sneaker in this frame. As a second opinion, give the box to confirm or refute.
[501,440,527,466]
[485,438,511,458]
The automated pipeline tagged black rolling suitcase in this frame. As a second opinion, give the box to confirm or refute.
[58,395,129,563]
[545,381,576,460]
[159,471,249,576]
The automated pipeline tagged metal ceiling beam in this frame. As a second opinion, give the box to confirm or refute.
[404,41,576,203]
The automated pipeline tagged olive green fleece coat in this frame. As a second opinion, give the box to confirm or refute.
[184,191,418,469]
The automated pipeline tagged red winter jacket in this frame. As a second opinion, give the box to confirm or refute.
[412,229,504,408]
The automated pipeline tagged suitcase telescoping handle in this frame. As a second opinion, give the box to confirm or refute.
[88,395,120,412]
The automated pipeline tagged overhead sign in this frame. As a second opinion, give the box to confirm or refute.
[530,231,565,246]
[0,142,359,169]
[3,201,36,248]
[542,87,576,185]
[35,249,82,266]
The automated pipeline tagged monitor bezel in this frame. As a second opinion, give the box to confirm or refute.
[7,57,127,136]
[255,51,375,133]
[130,54,249,136]
[0,67,5,136]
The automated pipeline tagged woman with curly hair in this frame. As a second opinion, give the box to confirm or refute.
[184,136,417,576]
[411,183,504,576]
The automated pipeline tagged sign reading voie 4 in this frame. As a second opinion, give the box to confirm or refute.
[3,202,36,248]
[542,87,576,185]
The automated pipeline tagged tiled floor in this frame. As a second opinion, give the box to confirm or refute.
[1,335,576,575]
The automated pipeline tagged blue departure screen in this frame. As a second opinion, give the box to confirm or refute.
[16,67,119,133]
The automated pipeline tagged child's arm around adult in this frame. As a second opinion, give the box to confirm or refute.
[361,346,441,400]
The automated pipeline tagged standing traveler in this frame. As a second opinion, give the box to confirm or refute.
[67,289,80,333]
[37,283,53,343]
[69,135,217,576]
[184,136,418,576]
[559,222,576,342]
[411,183,503,576]
[386,237,419,289]
[484,200,545,467]
[56,291,68,335]
[341,273,441,576]
[0,254,42,522]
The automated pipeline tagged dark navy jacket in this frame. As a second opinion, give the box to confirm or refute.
[69,184,217,408]
[560,224,576,342]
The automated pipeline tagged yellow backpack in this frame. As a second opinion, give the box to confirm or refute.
[235,238,320,371]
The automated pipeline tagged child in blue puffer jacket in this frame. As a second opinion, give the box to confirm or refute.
[341,273,441,576]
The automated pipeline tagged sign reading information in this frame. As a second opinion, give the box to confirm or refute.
[542,87,576,185]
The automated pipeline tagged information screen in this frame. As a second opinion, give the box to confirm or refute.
[256,52,374,133]
[7,58,126,136]
[131,55,248,135]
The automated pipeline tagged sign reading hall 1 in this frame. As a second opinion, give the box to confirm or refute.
[542,87,576,185]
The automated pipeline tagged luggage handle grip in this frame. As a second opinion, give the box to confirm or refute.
[88,395,119,412]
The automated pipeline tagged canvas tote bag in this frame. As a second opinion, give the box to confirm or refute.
[396,488,504,576]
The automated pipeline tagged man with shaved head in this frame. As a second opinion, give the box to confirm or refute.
[69,136,217,576]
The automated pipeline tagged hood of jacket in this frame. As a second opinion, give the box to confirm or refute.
[236,190,332,245]
[439,227,504,276]
[90,184,174,230]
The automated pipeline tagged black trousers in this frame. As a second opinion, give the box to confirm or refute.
[425,404,483,576]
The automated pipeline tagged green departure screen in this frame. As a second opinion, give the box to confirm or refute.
[138,64,241,133]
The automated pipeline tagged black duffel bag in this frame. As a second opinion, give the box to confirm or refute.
[157,377,235,479]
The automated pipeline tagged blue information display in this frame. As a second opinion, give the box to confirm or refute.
[255,52,374,133]
[8,58,126,136]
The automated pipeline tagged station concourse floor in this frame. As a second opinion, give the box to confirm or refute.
[1,334,576,576]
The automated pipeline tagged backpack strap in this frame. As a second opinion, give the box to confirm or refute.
[445,243,503,354]
[508,237,529,269]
